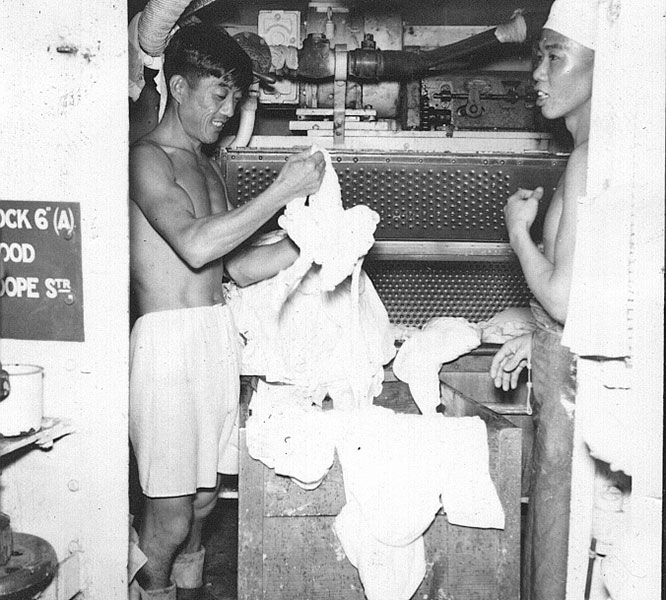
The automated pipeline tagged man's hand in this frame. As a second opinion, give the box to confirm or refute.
[271,148,326,202]
[504,186,543,238]
[490,333,533,391]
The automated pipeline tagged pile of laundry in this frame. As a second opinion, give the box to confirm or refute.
[226,145,395,409]
[245,379,505,600]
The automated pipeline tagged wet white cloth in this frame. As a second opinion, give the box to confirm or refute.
[227,265,395,409]
[227,146,392,408]
[245,380,338,489]
[477,307,536,344]
[392,317,481,414]
[278,146,380,292]
[333,407,504,600]
[129,305,242,497]
[543,0,598,50]
[334,501,426,600]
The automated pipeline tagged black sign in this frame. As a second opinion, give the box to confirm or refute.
[0,201,84,341]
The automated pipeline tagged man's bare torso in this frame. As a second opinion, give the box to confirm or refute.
[130,137,229,319]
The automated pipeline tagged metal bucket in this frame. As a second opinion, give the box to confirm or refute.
[0,364,44,437]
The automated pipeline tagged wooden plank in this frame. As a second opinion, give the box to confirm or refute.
[264,455,346,517]
[0,418,74,458]
[374,381,421,414]
[419,516,500,599]
[262,517,365,600]
[439,380,518,431]
[238,426,265,600]
[440,371,529,411]
[494,427,522,599]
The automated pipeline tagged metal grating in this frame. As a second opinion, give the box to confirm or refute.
[365,260,533,326]
[221,149,567,242]
[219,149,555,325]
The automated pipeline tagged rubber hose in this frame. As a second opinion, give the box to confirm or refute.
[138,0,192,57]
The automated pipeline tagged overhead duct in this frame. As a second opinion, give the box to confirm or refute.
[137,0,193,57]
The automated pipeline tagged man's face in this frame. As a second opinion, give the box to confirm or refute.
[179,75,244,145]
[533,29,594,121]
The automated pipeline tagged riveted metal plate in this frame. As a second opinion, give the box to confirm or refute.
[220,149,567,242]
[365,260,533,326]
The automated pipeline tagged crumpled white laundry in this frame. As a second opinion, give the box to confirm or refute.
[278,146,380,292]
[477,307,536,344]
[226,264,396,409]
[334,501,426,600]
[226,146,393,409]
[333,406,504,600]
[245,380,338,489]
[392,317,481,414]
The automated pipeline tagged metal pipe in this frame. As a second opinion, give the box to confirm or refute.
[295,10,547,82]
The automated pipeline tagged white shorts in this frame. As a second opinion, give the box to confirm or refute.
[129,304,241,497]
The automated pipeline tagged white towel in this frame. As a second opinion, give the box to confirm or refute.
[245,380,338,489]
[393,317,481,414]
[278,146,380,292]
[333,500,426,600]
[226,146,394,409]
[227,266,395,408]
[332,407,504,600]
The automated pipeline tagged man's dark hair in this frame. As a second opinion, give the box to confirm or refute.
[163,23,253,95]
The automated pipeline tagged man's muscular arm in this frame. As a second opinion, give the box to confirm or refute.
[129,144,325,269]
[505,144,588,323]
[226,236,301,287]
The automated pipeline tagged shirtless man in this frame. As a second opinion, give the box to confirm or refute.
[489,0,596,598]
[128,23,325,600]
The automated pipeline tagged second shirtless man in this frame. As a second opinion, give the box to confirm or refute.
[490,0,596,597]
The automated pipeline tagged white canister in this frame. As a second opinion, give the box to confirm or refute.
[0,364,44,437]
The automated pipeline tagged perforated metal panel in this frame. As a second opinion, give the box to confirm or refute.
[221,149,567,242]
[365,260,533,326]
[220,149,561,324]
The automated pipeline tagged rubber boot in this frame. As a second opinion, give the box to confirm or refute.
[137,583,177,600]
[171,549,206,600]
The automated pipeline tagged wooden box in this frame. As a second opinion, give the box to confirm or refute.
[238,374,521,600]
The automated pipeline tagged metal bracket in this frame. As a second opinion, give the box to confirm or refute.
[333,44,348,144]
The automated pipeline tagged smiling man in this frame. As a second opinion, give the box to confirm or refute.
[489,0,597,598]
[129,23,325,600]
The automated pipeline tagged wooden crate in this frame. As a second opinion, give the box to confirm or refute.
[437,349,534,498]
[238,376,521,600]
